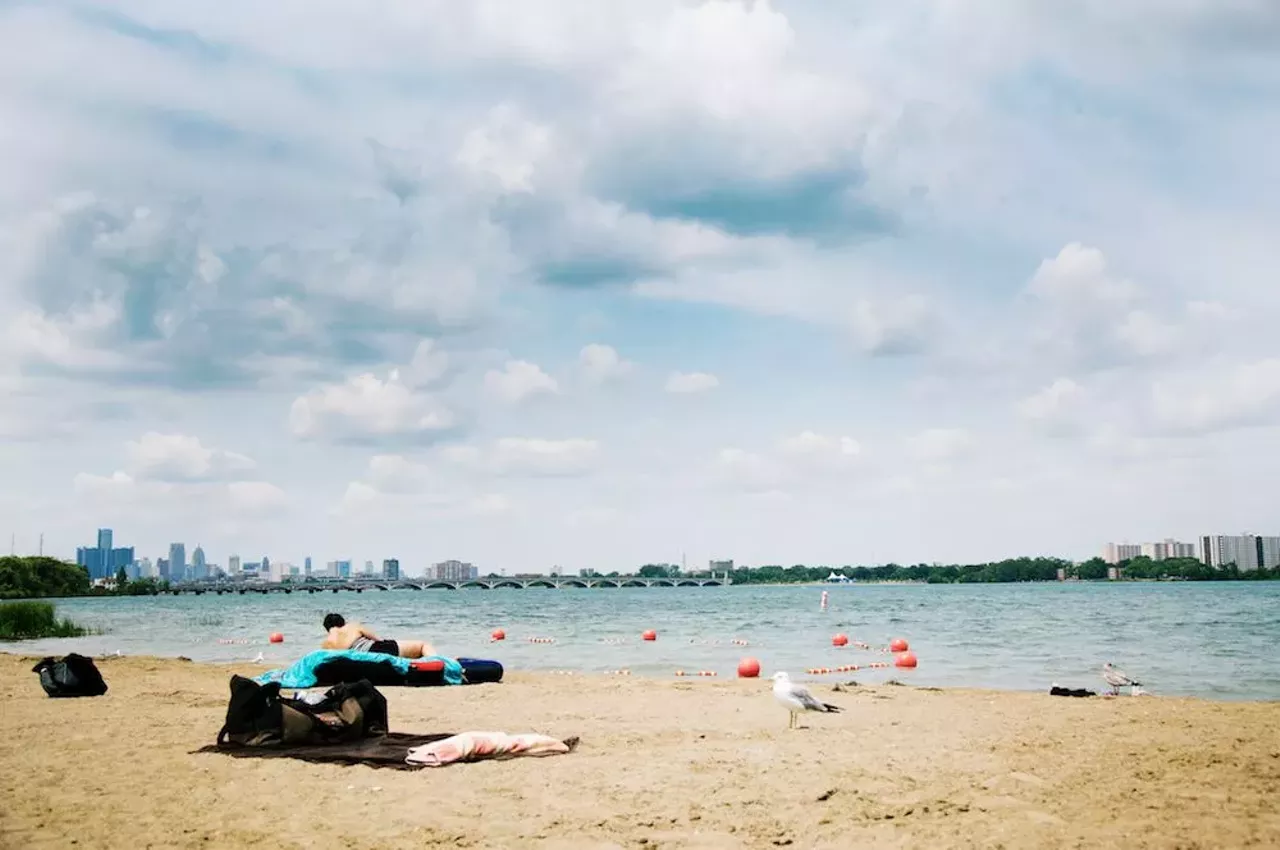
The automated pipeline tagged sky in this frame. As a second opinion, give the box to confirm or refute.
[2,0,1279,575]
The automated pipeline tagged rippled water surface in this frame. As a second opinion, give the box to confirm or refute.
[9,582,1280,700]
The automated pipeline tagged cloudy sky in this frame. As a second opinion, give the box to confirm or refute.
[3,1,1278,575]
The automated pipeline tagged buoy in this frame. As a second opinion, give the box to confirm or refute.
[269,633,283,643]
[832,633,849,647]
[894,651,918,668]
[890,637,909,652]
[491,628,506,641]
[642,629,657,641]
[821,590,829,611]
[737,657,761,678]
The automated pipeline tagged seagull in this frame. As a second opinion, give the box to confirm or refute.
[1101,662,1142,695]
[771,671,842,729]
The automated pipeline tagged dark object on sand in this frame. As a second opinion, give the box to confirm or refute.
[1050,685,1096,697]
[196,733,582,770]
[31,653,108,698]
[217,675,388,748]
[311,656,504,688]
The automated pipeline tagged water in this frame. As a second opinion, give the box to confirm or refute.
[8,583,1280,700]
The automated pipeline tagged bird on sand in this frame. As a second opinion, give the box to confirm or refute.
[771,671,843,729]
[1101,662,1142,695]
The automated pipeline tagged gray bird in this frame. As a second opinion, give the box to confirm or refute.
[1102,662,1142,695]
[771,671,842,729]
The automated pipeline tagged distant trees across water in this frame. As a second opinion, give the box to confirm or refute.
[2,554,1276,600]
[639,556,1280,585]
[0,556,169,600]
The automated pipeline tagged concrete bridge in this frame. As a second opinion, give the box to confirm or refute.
[167,576,727,594]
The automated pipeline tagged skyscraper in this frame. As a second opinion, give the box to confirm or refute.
[383,559,400,581]
[169,543,187,582]
[97,528,113,555]
[304,556,312,579]
[191,545,207,581]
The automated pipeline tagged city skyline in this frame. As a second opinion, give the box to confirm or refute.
[50,524,1280,582]
[2,3,1278,573]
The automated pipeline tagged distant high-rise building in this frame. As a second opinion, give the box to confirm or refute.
[157,557,170,580]
[304,556,312,579]
[433,560,478,581]
[337,559,352,579]
[169,543,187,582]
[1203,537,1264,570]
[383,559,400,581]
[75,528,135,580]
[192,545,207,580]
[1258,537,1280,570]
[1102,543,1142,564]
[261,556,270,575]
[1138,539,1197,561]
[228,555,241,575]
[364,559,375,577]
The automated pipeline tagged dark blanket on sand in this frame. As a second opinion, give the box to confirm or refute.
[1049,685,1097,697]
[194,733,456,770]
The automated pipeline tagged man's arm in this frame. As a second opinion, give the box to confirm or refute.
[357,624,380,640]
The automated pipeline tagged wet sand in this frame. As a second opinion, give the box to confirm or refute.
[1,653,1278,849]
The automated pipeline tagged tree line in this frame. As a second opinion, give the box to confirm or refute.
[636,556,1280,584]
[0,556,170,600]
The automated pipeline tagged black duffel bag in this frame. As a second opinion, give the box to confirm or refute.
[31,653,109,698]
[217,674,389,748]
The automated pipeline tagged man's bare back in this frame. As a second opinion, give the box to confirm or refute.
[321,613,434,659]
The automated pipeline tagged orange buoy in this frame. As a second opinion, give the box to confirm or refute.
[890,637,909,652]
[268,632,284,643]
[642,629,657,641]
[894,651,918,668]
[832,633,849,647]
[737,657,761,678]
[491,628,506,641]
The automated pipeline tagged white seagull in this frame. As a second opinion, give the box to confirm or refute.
[771,671,843,729]
[1101,662,1142,695]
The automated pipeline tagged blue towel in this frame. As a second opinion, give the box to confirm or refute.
[255,649,463,687]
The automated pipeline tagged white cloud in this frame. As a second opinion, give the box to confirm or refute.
[778,430,861,461]
[664,371,719,394]
[1152,358,1280,435]
[906,428,974,462]
[579,343,633,385]
[483,360,559,404]
[849,295,934,356]
[1016,379,1087,434]
[444,437,601,477]
[227,481,288,515]
[289,370,456,442]
[1027,243,1137,310]
[126,433,256,482]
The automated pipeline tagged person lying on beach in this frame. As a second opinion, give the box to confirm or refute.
[321,613,435,659]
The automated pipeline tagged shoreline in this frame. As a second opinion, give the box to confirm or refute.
[5,648,1279,705]
[2,652,1278,848]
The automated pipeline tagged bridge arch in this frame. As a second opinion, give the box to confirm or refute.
[490,580,523,589]
[558,579,590,588]
[424,581,458,590]
[620,579,647,588]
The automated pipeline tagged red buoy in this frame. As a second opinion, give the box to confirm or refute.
[491,628,506,641]
[832,633,849,647]
[737,657,761,678]
[642,629,657,641]
[890,637,909,652]
[894,651,918,668]
[269,633,284,643]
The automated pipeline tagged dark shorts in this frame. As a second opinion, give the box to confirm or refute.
[369,639,400,656]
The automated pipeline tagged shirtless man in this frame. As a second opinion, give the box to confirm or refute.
[321,613,434,658]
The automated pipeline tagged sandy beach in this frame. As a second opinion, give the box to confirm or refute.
[1,653,1278,849]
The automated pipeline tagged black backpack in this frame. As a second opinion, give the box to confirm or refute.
[216,674,389,748]
[31,654,109,698]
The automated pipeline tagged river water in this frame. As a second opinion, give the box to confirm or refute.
[8,582,1279,700]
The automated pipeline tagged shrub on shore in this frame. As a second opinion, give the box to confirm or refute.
[0,601,89,640]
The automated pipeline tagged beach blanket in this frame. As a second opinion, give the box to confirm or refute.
[255,650,464,688]
[405,731,579,767]
[195,733,456,770]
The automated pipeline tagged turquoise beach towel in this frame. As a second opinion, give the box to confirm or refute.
[255,649,464,688]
